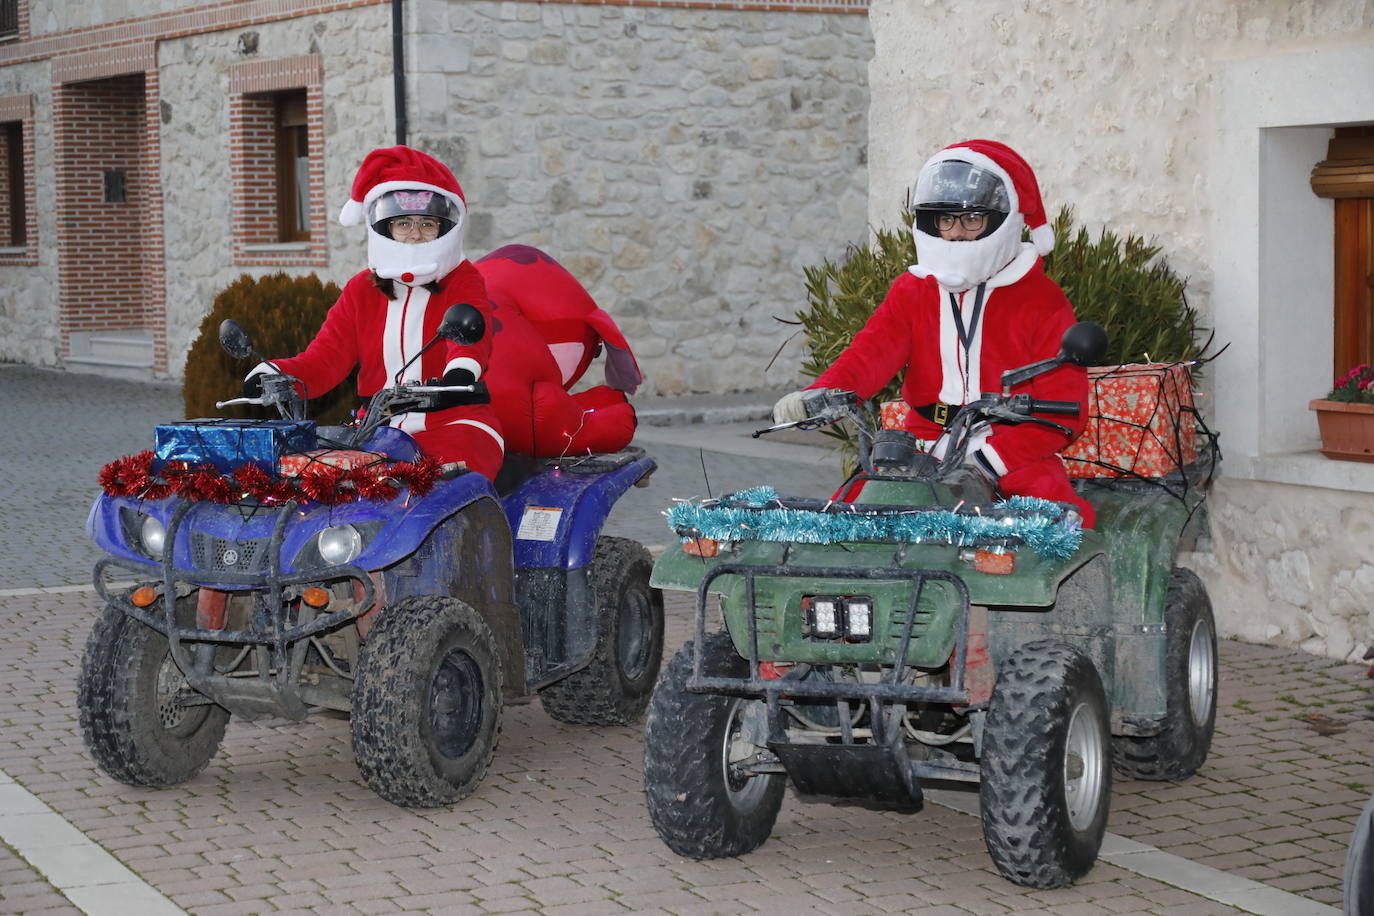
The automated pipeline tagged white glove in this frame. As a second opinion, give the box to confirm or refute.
[773,389,810,424]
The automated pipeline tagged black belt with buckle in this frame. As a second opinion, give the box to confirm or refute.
[910,401,961,428]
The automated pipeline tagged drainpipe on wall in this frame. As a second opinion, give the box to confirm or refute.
[392,0,407,145]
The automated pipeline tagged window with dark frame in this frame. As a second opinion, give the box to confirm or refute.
[1313,126,1374,375]
[274,90,309,243]
[0,0,18,39]
[3,121,24,247]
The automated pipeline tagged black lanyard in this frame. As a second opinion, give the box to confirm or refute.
[948,284,987,391]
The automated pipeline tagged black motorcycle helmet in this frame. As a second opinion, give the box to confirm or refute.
[910,159,1011,238]
[367,188,461,239]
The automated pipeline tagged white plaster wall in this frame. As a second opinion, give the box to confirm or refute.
[407,2,872,395]
[869,0,1374,661]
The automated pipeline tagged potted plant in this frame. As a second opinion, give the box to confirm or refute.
[1311,365,1374,462]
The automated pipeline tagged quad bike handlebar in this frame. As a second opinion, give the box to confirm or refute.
[754,321,1106,481]
[216,303,492,450]
[756,386,1080,480]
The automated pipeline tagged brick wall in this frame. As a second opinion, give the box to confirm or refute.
[53,74,150,340]
[228,54,326,267]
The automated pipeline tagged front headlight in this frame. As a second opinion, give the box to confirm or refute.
[140,515,167,558]
[317,525,363,566]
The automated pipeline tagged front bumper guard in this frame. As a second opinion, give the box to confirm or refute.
[94,498,375,719]
[691,562,981,794]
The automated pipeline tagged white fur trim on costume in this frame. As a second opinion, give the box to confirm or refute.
[445,417,505,451]
[444,356,482,381]
[976,443,1009,477]
[985,245,1038,290]
[382,285,430,385]
[1030,223,1055,256]
[339,198,365,227]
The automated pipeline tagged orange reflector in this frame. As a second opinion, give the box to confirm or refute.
[759,661,793,680]
[681,537,720,558]
[130,586,158,607]
[301,587,331,608]
[973,548,1016,575]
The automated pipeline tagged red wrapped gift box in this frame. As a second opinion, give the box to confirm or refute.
[879,363,1198,479]
[880,400,910,430]
[279,448,385,477]
[1061,363,1197,478]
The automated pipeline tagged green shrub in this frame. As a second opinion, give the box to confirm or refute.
[1041,207,1202,368]
[793,205,1204,464]
[183,273,355,424]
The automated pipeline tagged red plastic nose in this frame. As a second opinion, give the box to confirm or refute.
[400,272,414,283]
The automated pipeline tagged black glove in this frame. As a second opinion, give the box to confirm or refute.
[241,374,264,399]
[442,367,476,387]
[417,368,487,411]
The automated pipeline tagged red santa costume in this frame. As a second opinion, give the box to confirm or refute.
[251,146,505,481]
[810,140,1095,526]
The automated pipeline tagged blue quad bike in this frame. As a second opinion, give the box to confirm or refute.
[77,307,663,807]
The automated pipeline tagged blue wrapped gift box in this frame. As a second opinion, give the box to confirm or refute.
[153,419,317,474]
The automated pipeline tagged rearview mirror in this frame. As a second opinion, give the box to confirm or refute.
[1059,322,1108,367]
[219,319,254,360]
[438,303,486,346]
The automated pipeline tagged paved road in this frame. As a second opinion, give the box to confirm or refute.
[0,363,1366,914]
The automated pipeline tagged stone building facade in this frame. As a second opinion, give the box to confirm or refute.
[867,0,1374,662]
[0,0,871,396]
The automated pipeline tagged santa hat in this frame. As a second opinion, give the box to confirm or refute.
[339,145,466,227]
[931,139,1054,256]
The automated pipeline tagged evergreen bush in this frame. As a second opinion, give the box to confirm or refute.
[792,205,1204,463]
[183,272,354,424]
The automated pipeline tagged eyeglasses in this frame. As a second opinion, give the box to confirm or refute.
[389,216,442,239]
[935,212,989,232]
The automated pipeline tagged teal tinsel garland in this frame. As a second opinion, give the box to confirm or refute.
[666,485,1082,560]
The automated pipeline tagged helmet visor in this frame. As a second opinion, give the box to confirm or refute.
[912,160,1010,213]
[368,189,460,237]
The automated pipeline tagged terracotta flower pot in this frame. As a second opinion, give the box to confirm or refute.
[1310,398,1374,462]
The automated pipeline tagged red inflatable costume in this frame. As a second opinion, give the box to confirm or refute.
[808,140,1095,526]
[476,245,641,458]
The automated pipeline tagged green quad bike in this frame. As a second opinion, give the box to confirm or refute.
[642,322,1219,889]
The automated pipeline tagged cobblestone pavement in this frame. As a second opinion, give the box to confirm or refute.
[1,364,1369,914]
[1,587,1369,914]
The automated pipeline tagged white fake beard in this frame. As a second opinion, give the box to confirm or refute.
[368,226,466,288]
[911,213,1024,292]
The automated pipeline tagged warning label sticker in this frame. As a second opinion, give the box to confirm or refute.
[516,506,563,541]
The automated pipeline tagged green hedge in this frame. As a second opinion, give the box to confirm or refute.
[183,273,355,424]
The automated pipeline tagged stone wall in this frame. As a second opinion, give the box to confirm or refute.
[0,63,56,367]
[1184,480,1374,663]
[4,2,871,391]
[157,6,397,371]
[408,2,871,396]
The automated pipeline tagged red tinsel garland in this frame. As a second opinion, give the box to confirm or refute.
[98,450,445,505]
